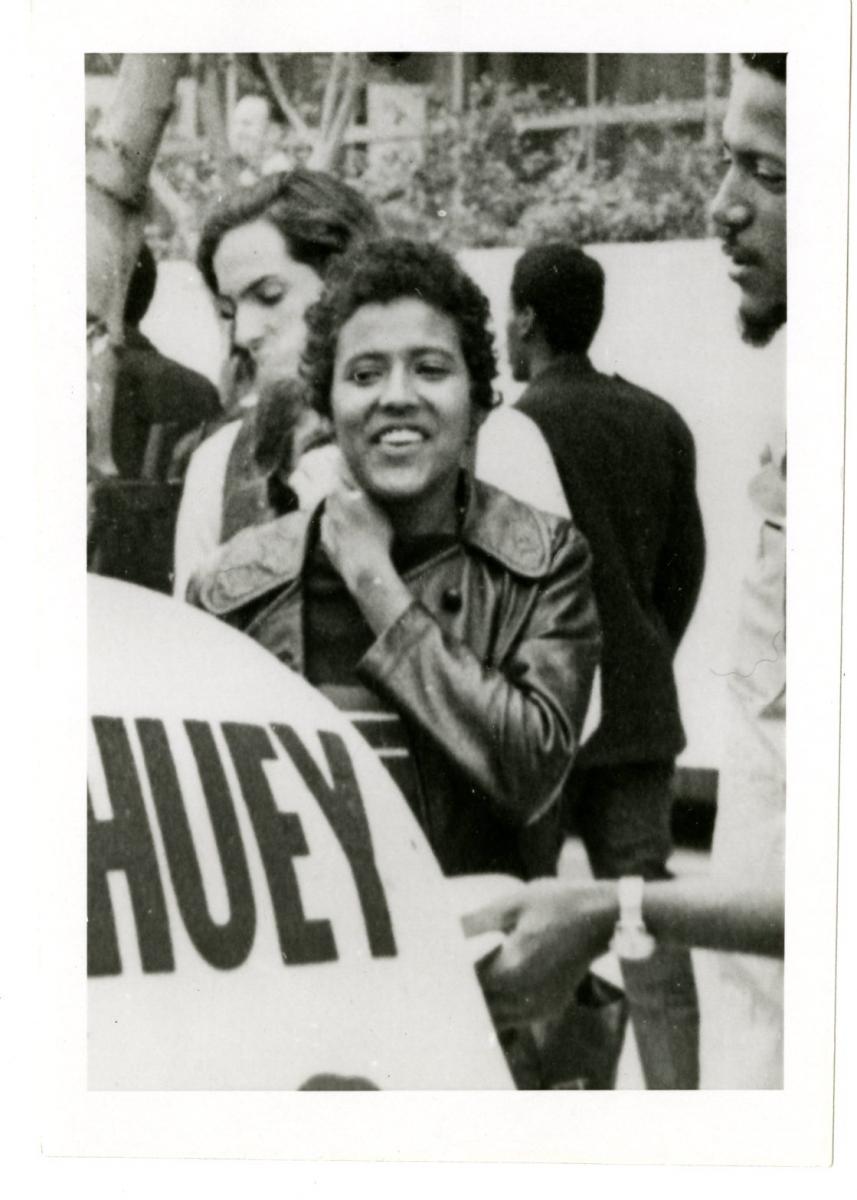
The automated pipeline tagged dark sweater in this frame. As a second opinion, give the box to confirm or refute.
[517,355,705,766]
[112,328,221,479]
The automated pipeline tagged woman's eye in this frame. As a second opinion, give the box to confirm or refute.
[417,360,450,379]
[216,300,235,322]
[350,365,382,385]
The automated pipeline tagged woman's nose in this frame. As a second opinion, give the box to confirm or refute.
[379,361,417,406]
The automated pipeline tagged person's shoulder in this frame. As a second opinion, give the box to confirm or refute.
[475,406,570,518]
[188,418,244,473]
[611,373,689,426]
[157,349,219,397]
[517,360,611,419]
[596,373,695,457]
[479,403,565,454]
[124,334,220,406]
[189,509,314,615]
[515,365,573,410]
[465,479,583,580]
[479,405,538,436]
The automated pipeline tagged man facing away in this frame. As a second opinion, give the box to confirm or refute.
[509,242,706,1089]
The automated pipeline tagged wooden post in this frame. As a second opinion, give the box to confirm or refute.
[585,53,598,163]
[199,55,229,161]
[448,54,467,226]
[225,54,238,129]
[704,53,720,147]
[450,52,466,115]
[491,53,513,85]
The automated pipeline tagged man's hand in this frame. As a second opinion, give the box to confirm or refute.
[463,879,618,1028]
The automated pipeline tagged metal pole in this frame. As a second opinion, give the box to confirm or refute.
[585,53,598,162]
[704,53,719,147]
[451,52,465,114]
[225,53,238,131]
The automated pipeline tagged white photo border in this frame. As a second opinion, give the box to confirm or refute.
[27,0,849,1168]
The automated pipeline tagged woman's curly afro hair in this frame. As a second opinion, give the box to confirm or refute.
[300,237,499,418]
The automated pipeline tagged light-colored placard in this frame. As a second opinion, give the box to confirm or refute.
[87,576,513,1092]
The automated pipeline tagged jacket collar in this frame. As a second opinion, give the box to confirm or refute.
[460,476,553,579]
[121,325,156,354]
[530,353,595,385]
[196,473,555,616]
[194,509,315,615]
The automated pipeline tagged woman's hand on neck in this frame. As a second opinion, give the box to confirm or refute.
[320,481,412,636]
[320,460,465,634]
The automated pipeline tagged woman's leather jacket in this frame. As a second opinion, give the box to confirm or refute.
[190,479,602,878]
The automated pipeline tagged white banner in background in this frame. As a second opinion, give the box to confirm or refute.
[88,577,512,1090]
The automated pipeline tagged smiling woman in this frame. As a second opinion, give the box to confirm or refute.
[301,239,499,542]
[190,239,602,892]
[188,240,602,1086]
[329,298,473,531]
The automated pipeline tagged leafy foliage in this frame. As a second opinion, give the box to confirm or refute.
[354,79,722,249]
[514,130,723,246]
[145,76,722,258]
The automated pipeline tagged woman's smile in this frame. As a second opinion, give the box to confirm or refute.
[331,298,473,526]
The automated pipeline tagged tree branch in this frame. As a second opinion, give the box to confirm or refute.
[319,52,345,138]
[258,53,314,143]
[86,53,183,483]
[198,57,230,160]
[311,53,365,171]
[150,168,198,256]
[87,54,184,209]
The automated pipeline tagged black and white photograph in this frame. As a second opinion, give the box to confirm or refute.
[22,0,851,1172]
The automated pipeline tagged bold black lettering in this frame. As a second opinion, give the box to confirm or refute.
[272,725,397,958]
[136,719,256,970]
[88,717,174,976]
[221,723,337,965]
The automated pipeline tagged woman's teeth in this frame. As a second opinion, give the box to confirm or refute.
[379,428,424,446]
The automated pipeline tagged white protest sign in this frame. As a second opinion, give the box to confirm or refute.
[88,577,512,1090]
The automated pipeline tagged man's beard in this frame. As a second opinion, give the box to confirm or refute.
[253,376,310,472]
[739,301,787,347]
